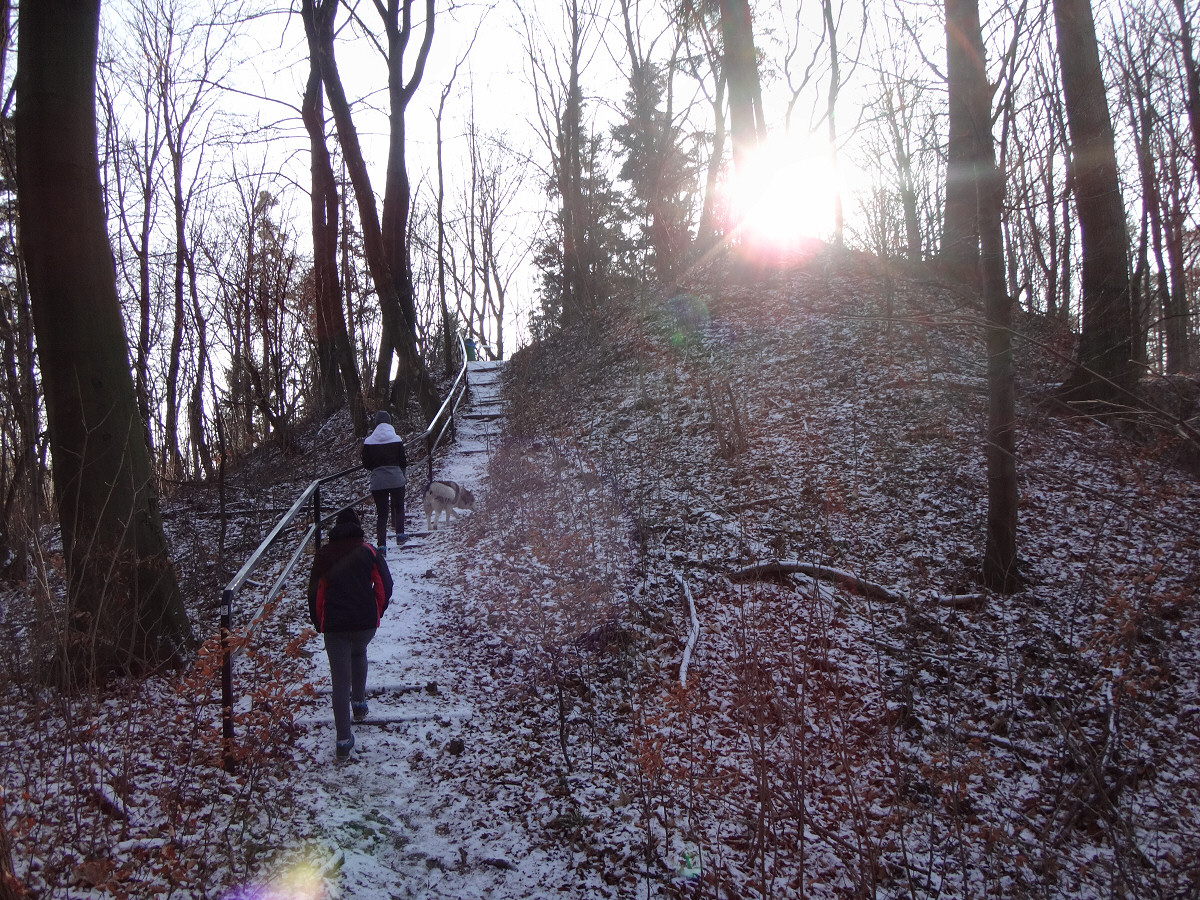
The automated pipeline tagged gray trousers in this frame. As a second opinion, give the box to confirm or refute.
[323,628,376,741]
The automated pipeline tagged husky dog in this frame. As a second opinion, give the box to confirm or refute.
[423,480,475,530]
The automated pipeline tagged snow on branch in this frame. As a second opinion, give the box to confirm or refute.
[728,560,904,603]
[675,574,701,686]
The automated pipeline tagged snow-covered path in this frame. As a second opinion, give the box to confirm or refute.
[286,361,570,898]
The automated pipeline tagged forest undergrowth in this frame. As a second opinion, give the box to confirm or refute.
[0,412,369,898]
[444,248,1200,898]
[1,248,1199,898]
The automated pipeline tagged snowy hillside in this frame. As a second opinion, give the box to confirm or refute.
[443,250,1200,898]
[2,248,1199,899]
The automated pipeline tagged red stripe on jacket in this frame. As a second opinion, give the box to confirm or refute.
[372,564,387,623]
[314,582,327,631]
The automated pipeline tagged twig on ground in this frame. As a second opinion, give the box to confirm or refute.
[675,574,700,686]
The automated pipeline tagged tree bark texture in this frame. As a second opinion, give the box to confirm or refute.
[379,0,435,354]
[718,0,765,176]
[1053,0,1136,402]
[883,86,923,260]
[953,0,1022,592]
[301,0,365,432]
[1162,154,1192,374]
[303,0,440,422]
[557,0,591,327]
[943,0,982,283]
[15,0,193,682]
[1173,0,1200,209]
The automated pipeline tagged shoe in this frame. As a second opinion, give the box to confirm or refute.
[376,544,387,557]
[395,533,407,546]
[336,735,355,759]
[352,701,369,721]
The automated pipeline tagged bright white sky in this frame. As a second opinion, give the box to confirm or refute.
[97,0,897,356]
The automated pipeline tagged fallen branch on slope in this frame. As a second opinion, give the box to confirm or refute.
[675,574,701,686]
[728,560,903,603]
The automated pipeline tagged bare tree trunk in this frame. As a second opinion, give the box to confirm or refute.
[943,0,981,283]
[164,143,187,477]
[188,285,215,479]
[101,65,162,470]
[378,0,435,366]
[436,79,454,377]
[560,0,588,327]
[698,71,727,248]
[1053,0,1136,402]
[1127,65,1162,369]
[881,81,923,260]
[1162,155,1192,373]
[954,0,1021,592]
[15,0,192,682]
[719,0,765,175]
[306,58,345,416]
[304,0,439,422]
[0,43,42,582]
[1172,0,1200,201]
[301,0,365,432]
[821,0,846,247]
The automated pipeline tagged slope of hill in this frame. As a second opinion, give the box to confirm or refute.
[437,249,1200,897]
[1,248,1198,899]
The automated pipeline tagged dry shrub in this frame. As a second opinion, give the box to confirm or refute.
[460,434,635,779]
[0,590,315,898]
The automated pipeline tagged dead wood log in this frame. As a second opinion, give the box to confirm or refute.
[728,560,903,603]
[937,593,987,611]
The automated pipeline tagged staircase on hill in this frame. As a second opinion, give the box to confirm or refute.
[456,358,506,445]
[403,358,505,539]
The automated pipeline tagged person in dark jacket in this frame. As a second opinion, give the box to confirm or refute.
[307,507,392,759]
[362,410,408,552]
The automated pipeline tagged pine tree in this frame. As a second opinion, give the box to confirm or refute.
[612,61,697,283]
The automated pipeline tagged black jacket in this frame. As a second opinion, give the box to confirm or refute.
[362,433,407,470]
[307,520,393,632]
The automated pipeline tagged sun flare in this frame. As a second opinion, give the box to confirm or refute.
[224,860,327,900]
[725,137,844,251]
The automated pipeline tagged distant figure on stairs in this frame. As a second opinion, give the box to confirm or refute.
[463,334,495,362]
[362,410,407,552]
[307,507,392,760]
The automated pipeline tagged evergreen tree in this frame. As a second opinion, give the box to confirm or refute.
[534,128,630,334]
[612,61,697,284]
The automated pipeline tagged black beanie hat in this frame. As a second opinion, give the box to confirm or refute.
[375,410,392,426]
[336,507,360,527]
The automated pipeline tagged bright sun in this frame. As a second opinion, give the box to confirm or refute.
[725,137,844,252]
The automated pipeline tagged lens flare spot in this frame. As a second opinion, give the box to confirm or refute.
[221,861,328,900]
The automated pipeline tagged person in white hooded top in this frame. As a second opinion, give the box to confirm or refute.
[361,411,407,552]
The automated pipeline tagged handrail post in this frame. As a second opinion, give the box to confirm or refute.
[220,588,236,773]
[314,483,323,551]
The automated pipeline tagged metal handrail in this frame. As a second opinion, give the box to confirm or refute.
[424,349,472,481]
[220,334,470,771]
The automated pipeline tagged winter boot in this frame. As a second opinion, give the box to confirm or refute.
[336,734,355,759]
[352,701,369,722]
